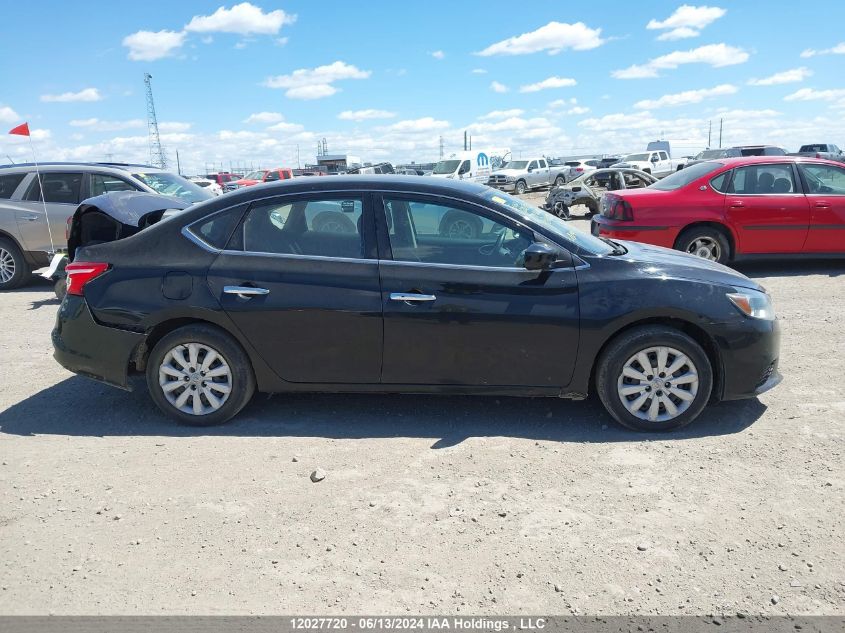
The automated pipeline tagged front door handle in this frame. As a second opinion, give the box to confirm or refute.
[729,201,744,208]
[224,285,270,299]
[22,215,40,221]
[390,292,436,303]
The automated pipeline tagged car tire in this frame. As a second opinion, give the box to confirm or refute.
[554,175,566,186]
[675,227,730,264]
[515,180,527,195]
[596,325,713,432]
[146,324,256,426]
[439,212,481,239]
[0,237,31,291]
[54,277,67,301]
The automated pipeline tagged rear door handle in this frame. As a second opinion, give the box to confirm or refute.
[729,201,744,208]
[390,292,436,303]
[223,285,270,299]
[814,202,831,209]
[22,215,40,221]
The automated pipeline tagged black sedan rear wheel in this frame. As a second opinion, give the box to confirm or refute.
[596,325,713,432]
[146,324,255,426]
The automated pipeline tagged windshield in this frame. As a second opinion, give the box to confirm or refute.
[433,160,461,174]
[696,149,727,160]
[649,162,724,191]
[244,170,267,180]
[800,145,827,152]
[132,172,213,203]
[624,153,650,162]
[481,188,615,256]
[503,161,529,170]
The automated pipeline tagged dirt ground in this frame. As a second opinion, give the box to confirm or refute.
[0,211,843,616]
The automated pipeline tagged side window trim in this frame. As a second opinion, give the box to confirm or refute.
[24,171,84,204]
[727,164,801,196]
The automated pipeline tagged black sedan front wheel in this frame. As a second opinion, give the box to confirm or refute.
[146,324,255,426]
[596,325,713,432]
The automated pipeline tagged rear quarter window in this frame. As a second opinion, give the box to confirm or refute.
[188,205,247,249]
[710,171,731,193]
[0,173,26,199]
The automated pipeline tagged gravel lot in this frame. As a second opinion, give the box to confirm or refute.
[0,208,843,616]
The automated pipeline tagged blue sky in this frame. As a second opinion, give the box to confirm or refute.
[2,1,845,173]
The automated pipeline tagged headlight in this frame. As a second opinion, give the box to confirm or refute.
[727,288,775,320]
[505,176,515,182]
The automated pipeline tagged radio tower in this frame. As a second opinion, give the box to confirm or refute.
[144,73,166,168]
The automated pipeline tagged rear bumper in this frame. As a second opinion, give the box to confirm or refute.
[591,216,678,248]
[52,295,145,390]
[716,317,782,401]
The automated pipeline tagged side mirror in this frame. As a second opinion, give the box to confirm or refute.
[650,155,659,162]
[571,186,582,192]
[527,167,534,172]
[523,242,559,270]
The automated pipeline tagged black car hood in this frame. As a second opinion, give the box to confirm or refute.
[78,191,189,226]
[614,239,762,291]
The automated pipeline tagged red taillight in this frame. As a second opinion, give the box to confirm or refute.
[604,195,634,221]
[65,262,109,296]
[575,167,584,172]
[816,153,822,159]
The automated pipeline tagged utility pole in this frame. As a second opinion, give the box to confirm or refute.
[708,120,712,149]
[439,135,444,159]
[718,118,723,148]
[296,144,301,168]
[143,73,166,169]
[175,149,181,175]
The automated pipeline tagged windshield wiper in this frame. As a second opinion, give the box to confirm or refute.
[600,237,627,255]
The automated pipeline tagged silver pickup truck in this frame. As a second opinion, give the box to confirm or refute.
[790,144,845,162]
[486,158,569,194]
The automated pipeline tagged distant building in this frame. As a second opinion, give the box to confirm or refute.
[314,153,362,174]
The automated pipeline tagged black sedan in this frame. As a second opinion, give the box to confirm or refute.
[52,176,781,432]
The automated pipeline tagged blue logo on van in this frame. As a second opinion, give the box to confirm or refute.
[477,153,489,167]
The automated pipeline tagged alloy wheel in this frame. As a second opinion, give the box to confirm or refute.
[616,346,699,423]
[0,247,15,284]
[446,219,475,239]
[158,342,232,416]
[686,237,721,261]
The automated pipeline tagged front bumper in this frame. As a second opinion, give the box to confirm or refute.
[716,316,782,401]
[488,182,516,192]
[52,295,146,390]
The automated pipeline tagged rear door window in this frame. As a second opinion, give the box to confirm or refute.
[235,197,365,259]
[0,173,26,199]
[728,164,796,194]
[25,172,83,204]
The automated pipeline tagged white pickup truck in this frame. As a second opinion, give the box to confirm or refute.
[612,141,686,178]
[486,157,569,194]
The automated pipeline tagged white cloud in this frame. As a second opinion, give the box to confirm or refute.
[549,98,589,115]
[612,43,749,79]
[275,37,288,46]
[338,109,397,121]
[40,88,102,103]
[801,42,845,58]
[634,84,737,109]
[69,118,145,131]
[479,109,525,120]
[430,50,445,60]
[244,111,284,124]
[748,67,813,86]
[647,5,727,40]
[0,105,20,123]
[159,121,192,132]
[267,121,305,133]
[783,88,845,102]
[490,81,509,93]
[185,3,296,35]
[386,117,450,133]
[123,30,186,61]
[476,21,604,56]
[263,61,371,99]
[471,68,487,74]
[519,76,576,93]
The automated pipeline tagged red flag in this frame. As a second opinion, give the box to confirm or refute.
[8,122,30,136]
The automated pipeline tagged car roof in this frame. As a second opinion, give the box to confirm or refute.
[0,161,164,173]
[228,174,491,196]
[713,156,840,166]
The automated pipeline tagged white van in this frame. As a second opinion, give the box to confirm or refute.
[431,149,510,183]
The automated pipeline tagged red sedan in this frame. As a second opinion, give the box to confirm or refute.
[227,168,293,191]
[591,156,845,263]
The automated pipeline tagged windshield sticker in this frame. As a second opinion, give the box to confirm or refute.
[491,196,506,205]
